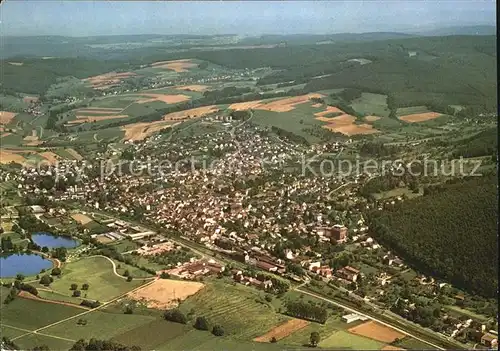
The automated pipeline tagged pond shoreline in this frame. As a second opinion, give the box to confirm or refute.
[0,232,76,278]
[31,232,80,249]
[0,252,53,278]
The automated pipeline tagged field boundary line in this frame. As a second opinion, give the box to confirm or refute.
[1,324,77,342]
[10,277,158,341]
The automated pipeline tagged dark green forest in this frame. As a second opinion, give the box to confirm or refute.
[1,58,136,95]
[451,127,498,158]
[368,175,498,297]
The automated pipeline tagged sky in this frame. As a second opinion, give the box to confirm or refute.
[0,1,496,37]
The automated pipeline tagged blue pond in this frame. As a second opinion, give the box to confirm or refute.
[0,253,53,278]
[32,232,79,249]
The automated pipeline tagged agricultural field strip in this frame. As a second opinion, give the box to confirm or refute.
[65,210,449,348]
[10,270,157,341]
[294,288,444,350]
[1,324,77,342]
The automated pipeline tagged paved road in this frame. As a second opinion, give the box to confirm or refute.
[295,287,445,350]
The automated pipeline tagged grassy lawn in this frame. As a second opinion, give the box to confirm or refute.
[372,187,422,201]
[0,231,26,246]
[112,257,156,278]
[0,325,32,339]
[37,289,84,304]
[109,238,140,253]
[395,336,436,349]
[155,328,295,351]
[400,269,418,281]
[49,256,145,302]
[42,309,156,341]
[250,102,325,143]
[121,103,157,118]
[111,319,188,349]
[91,97,134,109]
[13,333,75,350]
[120,254,165,273]
[444,305,489,322]
[178,280,289,340]
[319,330,385,350]
[0,297,82,330]
[65,127,124,144]
[280,316,362,347]
[396,106,430,116]
[372,117,403,131]
[350,93,389,117]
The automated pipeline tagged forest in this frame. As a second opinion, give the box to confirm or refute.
[368,175,498,297]
[2,35,495,113]
[1,58,136,95]
[450,127,498,159]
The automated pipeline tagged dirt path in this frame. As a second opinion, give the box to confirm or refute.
[11,278,158,341]
[33,250,61,268]
[17,291,90,310]
[0,324,77,343]
[80,255,156,281]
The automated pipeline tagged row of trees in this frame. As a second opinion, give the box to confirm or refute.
[69,338,140,351]
[285,301,328,324]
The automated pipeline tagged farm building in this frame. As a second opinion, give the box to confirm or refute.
[342,313,367,324]
[30,205,45,213]
[128,231,156,240]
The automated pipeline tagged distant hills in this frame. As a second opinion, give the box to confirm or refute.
[411,25,496,36]
[1,25,495,60]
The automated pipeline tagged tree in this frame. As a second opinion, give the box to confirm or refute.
[391,337,401,345]
[51,267,61,276]
[39,275,52,286]
[270,337,277,343]
[212,324,224,336]
[73,290,81,297]
[124,305,133,315]
[1,237,13,251]
[163,309,187,324]
[41,246,49,253]
[51,247,67,261]
[32,345,50,351]
[69,338,140,351]
[194,316,209,331]
[310,331,320,347]
[70,283,78,290]
[82,283,89,290]
[16,274,25,281]
[160,272,170,279]
[123,270,130,277]
[126,275,133,282]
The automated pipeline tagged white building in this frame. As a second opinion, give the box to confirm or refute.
[342,313,367,324]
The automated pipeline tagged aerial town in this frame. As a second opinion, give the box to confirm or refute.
[0,1,497,351]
